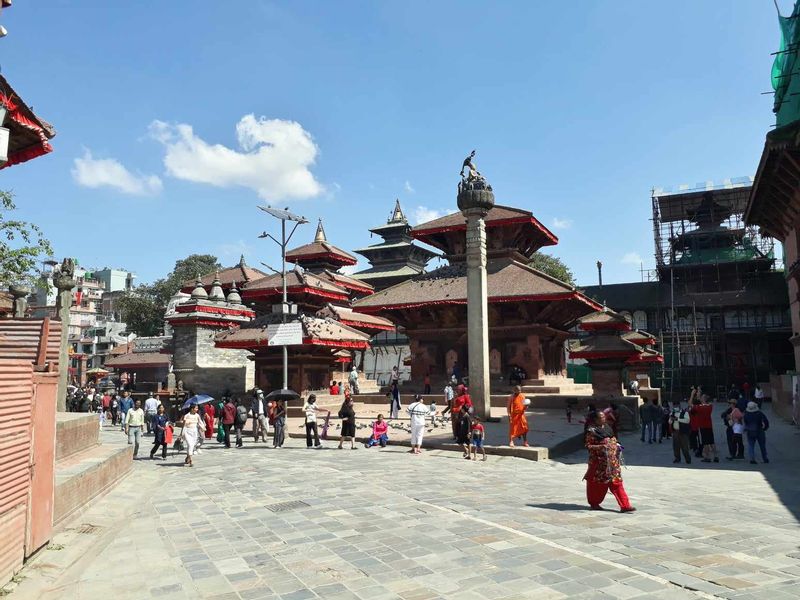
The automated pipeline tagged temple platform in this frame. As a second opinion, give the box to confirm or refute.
[284,403,594,461]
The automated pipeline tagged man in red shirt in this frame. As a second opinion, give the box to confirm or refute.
[222,397,237,449]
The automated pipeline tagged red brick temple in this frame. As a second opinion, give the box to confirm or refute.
[352,205,603,389]
[213,221,392,393]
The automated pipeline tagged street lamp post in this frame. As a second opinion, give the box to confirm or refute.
[258,206,308,393]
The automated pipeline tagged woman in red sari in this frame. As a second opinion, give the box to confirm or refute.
[584,410,636,512]
[203,403,215,439]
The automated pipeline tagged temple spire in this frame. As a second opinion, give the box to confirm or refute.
[389,199,406,223]
[208,272,225,302]
[314,218,327,242]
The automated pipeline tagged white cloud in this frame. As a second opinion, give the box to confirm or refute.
[621,252,643,265]
[339,265,357,275]
[72,150,162,196]
[413,206,448,225]
[149,115,324,201]
[404,180,415,193]
[552,217,572,230]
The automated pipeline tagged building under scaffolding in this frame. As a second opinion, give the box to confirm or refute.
[583,179,793,401]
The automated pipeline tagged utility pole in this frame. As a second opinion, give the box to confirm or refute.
[258,206,307,394]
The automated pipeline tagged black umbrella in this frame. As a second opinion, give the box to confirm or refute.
[265,388,302,402]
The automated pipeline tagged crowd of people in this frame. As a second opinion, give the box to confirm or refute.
[635,384,771,466]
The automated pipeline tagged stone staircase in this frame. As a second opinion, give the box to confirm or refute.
[519,376,593,396]
[54,414,132,529]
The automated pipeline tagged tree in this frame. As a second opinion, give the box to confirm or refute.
[0,190,53,287]
[118,254,221,336]
[528,252,575,286]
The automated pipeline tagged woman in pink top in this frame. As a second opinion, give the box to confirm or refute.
[365,414,389,448]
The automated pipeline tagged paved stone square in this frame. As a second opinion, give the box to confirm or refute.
[11,406,800,600]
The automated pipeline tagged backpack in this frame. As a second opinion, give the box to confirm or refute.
[235,405,248,426]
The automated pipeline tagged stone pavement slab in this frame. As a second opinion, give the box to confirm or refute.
[7,406,800,600]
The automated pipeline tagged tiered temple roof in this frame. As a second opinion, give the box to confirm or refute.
[285,220,357,272]
[353,200,438,290]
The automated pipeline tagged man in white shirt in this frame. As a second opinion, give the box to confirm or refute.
[250,389,269,443]
[143,394,160,434]
[407,394,428,454]
[125,399,146,458]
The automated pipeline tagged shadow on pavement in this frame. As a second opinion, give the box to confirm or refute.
[526,502,589,511]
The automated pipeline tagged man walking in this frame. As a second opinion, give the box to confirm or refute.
[144,393,160,435]
[125,399,145,458]
[647,399,662,443]
[639,398,650,443]
[222,396,237,449]
[118,391,133,433]
[251,389,269,443]
[234,399,248,448]
[348,366,360,395]
[669,400,692,464]
[743,401,769,464]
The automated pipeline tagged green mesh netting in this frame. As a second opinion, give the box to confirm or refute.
[773,1,800,126]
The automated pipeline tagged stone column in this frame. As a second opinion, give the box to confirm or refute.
[53,265,76,412]
[458,164,495,420]
[464,209,491,419]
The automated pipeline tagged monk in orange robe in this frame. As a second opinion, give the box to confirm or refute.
[507,385,529,447]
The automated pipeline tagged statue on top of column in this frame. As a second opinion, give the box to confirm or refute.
[459,150,492,194]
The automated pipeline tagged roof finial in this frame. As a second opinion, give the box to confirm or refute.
[208,271,225,302]
[227,280,242,304]
[390,199,406,223]
[314,218,327,242]
[239,254,247,267]
[190,274,208,300]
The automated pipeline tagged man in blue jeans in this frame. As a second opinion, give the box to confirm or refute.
[118,390,133,432]
[743,401,769,464]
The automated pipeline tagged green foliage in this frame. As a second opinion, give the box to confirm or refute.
[0,190,53,287]
[528,252,575,286]
[119,254,221,336]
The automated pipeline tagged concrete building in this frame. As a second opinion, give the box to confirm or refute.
[93,268,135,293]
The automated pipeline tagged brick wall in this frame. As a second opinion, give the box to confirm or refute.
[55,414,98,461]
[53,446,132,528]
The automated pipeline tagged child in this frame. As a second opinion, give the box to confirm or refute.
[470,416,487,461]
[456,404,472,458]
[428,398,437,427]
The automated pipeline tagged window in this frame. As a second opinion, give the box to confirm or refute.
[632,310,647,331]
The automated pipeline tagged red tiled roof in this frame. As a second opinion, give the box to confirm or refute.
[319,270,374,295]
[316,304,395,332]
[285,241,357,266]
[181,262,267,292]
[242,269,350,301]
[104,352,170,368]
[353,257,600,313]
[214,314,370,350]
[410,205,558,252]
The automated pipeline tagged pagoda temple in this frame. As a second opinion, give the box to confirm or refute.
[352,205,603,389]
[352,200,438,291]
[179,255,267,294]
[569,308,662,399]
[213,221,392,393]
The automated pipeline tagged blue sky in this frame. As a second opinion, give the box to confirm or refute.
[0,1,789,287]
